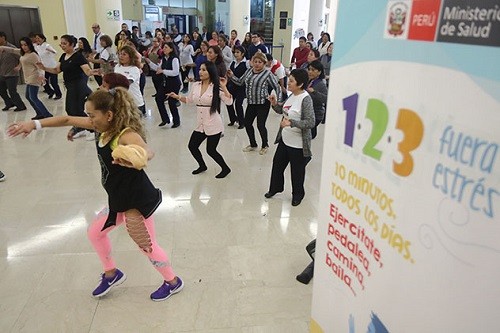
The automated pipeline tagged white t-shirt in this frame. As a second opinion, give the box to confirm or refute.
[100,48,110,61]
[268,59,286,80]
[281,91,309,149]
[318,41,331,57]
[178,43,194,66]
[36,42,57,68]
[114,64,144,107]
[221,45,234,72]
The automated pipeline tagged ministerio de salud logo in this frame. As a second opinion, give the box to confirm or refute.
[385,1,411,39]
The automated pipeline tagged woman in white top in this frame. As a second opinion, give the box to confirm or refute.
[317,32,332,57]
[113,45,145,116]
[88,35,116,80]
[265,68,315,207]
[178,34,195,93]
[217,35,233,72]
[35,33,62,99]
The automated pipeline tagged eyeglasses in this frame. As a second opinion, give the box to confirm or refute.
[92,26,99,29]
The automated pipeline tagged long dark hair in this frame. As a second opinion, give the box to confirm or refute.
[308,60,325,80]
[19,37,37,56]
[78,37,92,54]
[202,61,221,114]
[163,41,178,58]
[208,45,223,63]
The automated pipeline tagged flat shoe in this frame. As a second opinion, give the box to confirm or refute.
[192,166,207,175]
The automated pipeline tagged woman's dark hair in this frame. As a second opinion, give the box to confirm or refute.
[19,37,37,56]
[78,37,92,54]
[322,32,331,42]
[218,34,227,45]
[290,68,309,90]
[233,45,245,56]
[103,72,130,90]
[100,35,113,48]
[200,40,209,50]
[306,41,314,49]
[145,31,153,38]
[61,34,77,47]
[163,41,178,57]
[202,61,221,114]
[183,34,191,43]
[35,33,47,42]
[309,49,320,59]
[308,60,325,79]
[155,30,165,38]
[118,45,140,67]
[208,45,223,64]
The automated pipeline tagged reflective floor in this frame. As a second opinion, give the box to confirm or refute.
[0,78,323,332]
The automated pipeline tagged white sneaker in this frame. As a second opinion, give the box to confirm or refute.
[85,131,96,141]
[242,145,257,152]
[259,147,269,155]
[72,130,87,139]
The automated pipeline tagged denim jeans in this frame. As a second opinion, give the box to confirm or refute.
[25,85,52,117]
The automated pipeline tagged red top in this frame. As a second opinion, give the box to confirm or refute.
[290,47,309,68]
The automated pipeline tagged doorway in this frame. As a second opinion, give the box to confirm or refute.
[0,5,42,46]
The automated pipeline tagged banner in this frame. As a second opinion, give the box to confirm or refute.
[311,0,500,332]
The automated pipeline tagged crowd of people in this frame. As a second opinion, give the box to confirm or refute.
[1,22,333,298]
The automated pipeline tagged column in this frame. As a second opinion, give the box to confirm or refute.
[229,0,250,39]
[307,0,326,42]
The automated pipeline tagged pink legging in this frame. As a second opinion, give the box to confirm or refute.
[87,207,176,281]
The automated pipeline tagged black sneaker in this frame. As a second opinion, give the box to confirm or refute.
[14,107,27,112]
[0,171,5,182]
[2,105,14,111]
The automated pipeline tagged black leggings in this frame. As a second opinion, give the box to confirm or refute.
[226,88,245,125]
[245,101,270,148]
[188,131,229,170]
[180,66,192,91]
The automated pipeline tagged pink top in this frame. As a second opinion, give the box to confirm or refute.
[186,82,233,135]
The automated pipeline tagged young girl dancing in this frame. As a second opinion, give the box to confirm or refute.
[7,88,183,302]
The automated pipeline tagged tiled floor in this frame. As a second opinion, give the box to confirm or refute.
[0,78,323,332]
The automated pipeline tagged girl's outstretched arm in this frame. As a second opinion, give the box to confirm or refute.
[7,116,94,138]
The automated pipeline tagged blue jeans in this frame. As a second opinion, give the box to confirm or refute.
[25,85,52,117]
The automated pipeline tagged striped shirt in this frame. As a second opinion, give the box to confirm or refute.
[230,68,280,105]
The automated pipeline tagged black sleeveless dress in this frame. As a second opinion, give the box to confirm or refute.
[96,133,162,230]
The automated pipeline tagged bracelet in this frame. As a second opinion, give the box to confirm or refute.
[33,119,42,130]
